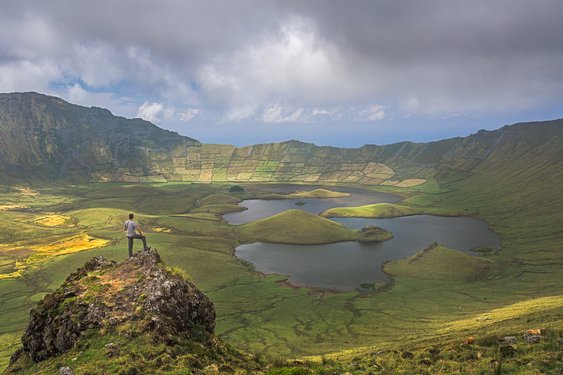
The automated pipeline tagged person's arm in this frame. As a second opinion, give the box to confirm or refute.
[137,226,143,236]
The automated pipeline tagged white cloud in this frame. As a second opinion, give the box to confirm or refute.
[262,103,304,123]
[44,83,137,119]
[357,104,385,121]
[198,16,362,122]
[65,43,124,87]
[66,83,89,102]
[0,60,61,93]
[137,102,165,123]
[2,0,563,132]
[220,104,258,123]
[178,108,199,122]
[136,102,201,124]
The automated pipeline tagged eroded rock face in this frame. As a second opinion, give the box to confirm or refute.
[21,257,116,362]
[16,249,215,363]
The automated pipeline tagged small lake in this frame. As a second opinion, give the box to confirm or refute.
[223,185,402,225]
[228,185,501,291]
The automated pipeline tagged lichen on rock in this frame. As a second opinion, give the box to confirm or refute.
[11,248,216,364]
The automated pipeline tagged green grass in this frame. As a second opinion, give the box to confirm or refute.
[0,179,561,373]
[321,201,468,218]
[260,188,352,200]
[191,203,246,214]
[321,202,417,218]
[6,331,259,375]
[284,189,350,199]
[236,209,356,244]
[199,193,241,205]
[385,243,497,282]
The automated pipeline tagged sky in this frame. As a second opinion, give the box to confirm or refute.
[1,1,563,147]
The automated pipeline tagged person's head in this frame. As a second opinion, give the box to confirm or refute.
[129,213,134,220]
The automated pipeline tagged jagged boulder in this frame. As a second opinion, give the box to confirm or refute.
[12,248,215,364]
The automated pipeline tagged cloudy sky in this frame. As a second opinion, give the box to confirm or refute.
[2,1,563,146]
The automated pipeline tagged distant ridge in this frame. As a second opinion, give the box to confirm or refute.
[0,92,198,182]
[0,92,561,185]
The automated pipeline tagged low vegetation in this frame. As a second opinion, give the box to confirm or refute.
[385,243,496,282]
[0,178,561,372]
[5,250,260,374]
[236,209,392,245]
[261,188,351,200]
[33,214,71,227]
[283,189,350,199]
[321,202,416,218]
[321,202,461,218]
[191,203,246,214]
[237,209,356,244]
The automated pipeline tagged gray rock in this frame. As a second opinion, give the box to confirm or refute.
[523,333,541,343]
[59,367,75,375]
[105,342,120,358]
[13,248,215,364]
[499,336,517,345]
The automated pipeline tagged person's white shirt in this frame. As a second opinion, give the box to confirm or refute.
[124,220,137,238]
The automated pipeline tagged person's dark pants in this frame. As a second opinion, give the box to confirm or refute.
[127,234,148,257]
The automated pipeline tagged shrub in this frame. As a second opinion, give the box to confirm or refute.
[229,185,244,193]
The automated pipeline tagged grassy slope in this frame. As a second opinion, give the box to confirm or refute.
[285,189,350,198]
[384,243,496,282]
[7,332,257,375]
[237,209,356,244]
[321,202,417,218]
[0,120,562,372]
[304,126,563,372]
[191,203,246,214]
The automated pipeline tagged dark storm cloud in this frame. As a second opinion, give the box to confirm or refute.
[294,0,563,112]
[0,0,284,68]
[1,0,562,122]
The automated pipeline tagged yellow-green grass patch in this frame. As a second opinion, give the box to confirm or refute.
[152,227,172,233]
[321,202,460,218]
[321,203,419,218]
[0,204,26,211]
[0,233,110,280]
[285,189,351,198]
[199,193,241,205]
[33,214,71,227]
[395,178,427,187]
[440,295,563,334]
[191,204,246,215]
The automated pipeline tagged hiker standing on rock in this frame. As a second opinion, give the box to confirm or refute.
[124,213,149,257]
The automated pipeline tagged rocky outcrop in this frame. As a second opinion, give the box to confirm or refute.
[20,257,115,362]
[12,248,215,364]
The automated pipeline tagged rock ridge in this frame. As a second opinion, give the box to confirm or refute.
[10,248,215,364]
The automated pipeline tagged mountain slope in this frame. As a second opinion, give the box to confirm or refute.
[3,92,561,186]
[0,92,198,181]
